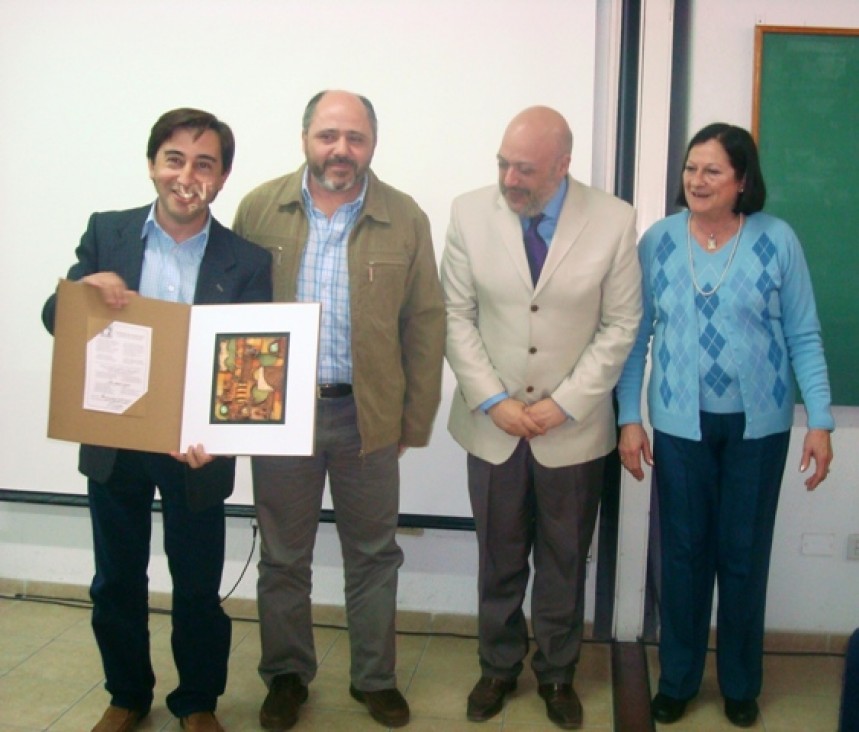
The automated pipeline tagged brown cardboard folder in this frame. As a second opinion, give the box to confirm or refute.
[47,279,191,453]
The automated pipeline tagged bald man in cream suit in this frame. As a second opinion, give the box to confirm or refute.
[441,106,641,730]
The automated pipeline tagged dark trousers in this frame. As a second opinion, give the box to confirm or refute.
[653,412,790,701]
[468,439,604,684]
[88,450,231,717]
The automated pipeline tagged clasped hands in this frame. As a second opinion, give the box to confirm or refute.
[488,397,567,439]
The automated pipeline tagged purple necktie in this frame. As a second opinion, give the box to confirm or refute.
[523,214,547,285]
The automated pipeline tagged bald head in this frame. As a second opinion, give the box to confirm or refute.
[504,106,573,157]
[497,106,573,217]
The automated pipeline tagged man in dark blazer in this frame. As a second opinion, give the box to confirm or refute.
[42,108,272,732]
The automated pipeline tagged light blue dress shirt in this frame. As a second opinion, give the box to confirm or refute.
[298,170,368,384]
[139,203,209,305]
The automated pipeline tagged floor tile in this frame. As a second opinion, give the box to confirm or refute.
[0,635,50,677]
[0,596,849,731]
[0,601,86,642]
[414,634,479,676]
[12,638,104,686]
[404,667,475,720]
[758,691,841,731]
[0,671,95,728]
[762,652,844,695]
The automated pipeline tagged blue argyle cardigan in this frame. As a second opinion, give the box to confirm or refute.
[617,210,834,440]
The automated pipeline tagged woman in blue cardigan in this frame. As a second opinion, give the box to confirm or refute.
[616,123,834,728]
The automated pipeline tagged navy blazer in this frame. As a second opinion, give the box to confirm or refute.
[43,205,273,510]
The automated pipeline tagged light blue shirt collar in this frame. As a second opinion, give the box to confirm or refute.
[542,176,568,222]
[139,202,210,303]
[520,177,567,243]
[141,201,212,251]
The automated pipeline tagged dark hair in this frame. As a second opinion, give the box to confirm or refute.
[146,108,236,173]
[675,123,766,214]
[301,90,378,140]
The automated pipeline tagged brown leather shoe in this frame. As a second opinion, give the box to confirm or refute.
[538,683,583,730]
[349,685,410,728]
[259,673,308,730]
[180,712,225,732]
[466,676,517,721]
[91,705,147,732]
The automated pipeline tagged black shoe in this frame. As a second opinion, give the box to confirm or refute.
[349,685,410,728]
[538,683,583,730]
[466,677,517,722]
[651,693,689,724]
[724,698,759,727]
[259,673,308,730]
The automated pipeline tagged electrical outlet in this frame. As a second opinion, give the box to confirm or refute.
[847,534,859,561]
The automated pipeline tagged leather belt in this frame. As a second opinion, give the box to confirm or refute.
[317,383,353,399]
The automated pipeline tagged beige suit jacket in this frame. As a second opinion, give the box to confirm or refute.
[441,176,642,467]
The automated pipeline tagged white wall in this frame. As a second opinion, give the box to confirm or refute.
[2,0,858,635]
[0,0,600,617]
[0,0,598,517]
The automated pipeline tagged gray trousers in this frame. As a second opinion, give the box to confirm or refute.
[251,395,403,691]
[468,439,604,684]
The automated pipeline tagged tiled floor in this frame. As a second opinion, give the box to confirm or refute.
[0,596,845,731]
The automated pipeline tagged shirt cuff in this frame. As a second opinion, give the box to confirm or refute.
[480,392,508,413]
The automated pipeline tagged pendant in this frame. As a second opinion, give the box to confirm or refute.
[706,233,717,250]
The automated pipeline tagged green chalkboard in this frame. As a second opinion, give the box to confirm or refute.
[753,26,859,406]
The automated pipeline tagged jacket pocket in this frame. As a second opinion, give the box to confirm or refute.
[254,235,302,301]
[361,257,408,325]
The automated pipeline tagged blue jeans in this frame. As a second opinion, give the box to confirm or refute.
[88,449,231,716]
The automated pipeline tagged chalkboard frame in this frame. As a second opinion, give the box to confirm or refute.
[752,25,859,407]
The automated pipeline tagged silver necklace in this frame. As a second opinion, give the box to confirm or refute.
[692,214,737,250]
[687,213,744,297]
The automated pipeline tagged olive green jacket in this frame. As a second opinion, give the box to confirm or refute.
[233,165,445,454]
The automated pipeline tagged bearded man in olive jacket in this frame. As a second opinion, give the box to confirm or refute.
[232,90,445,731]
